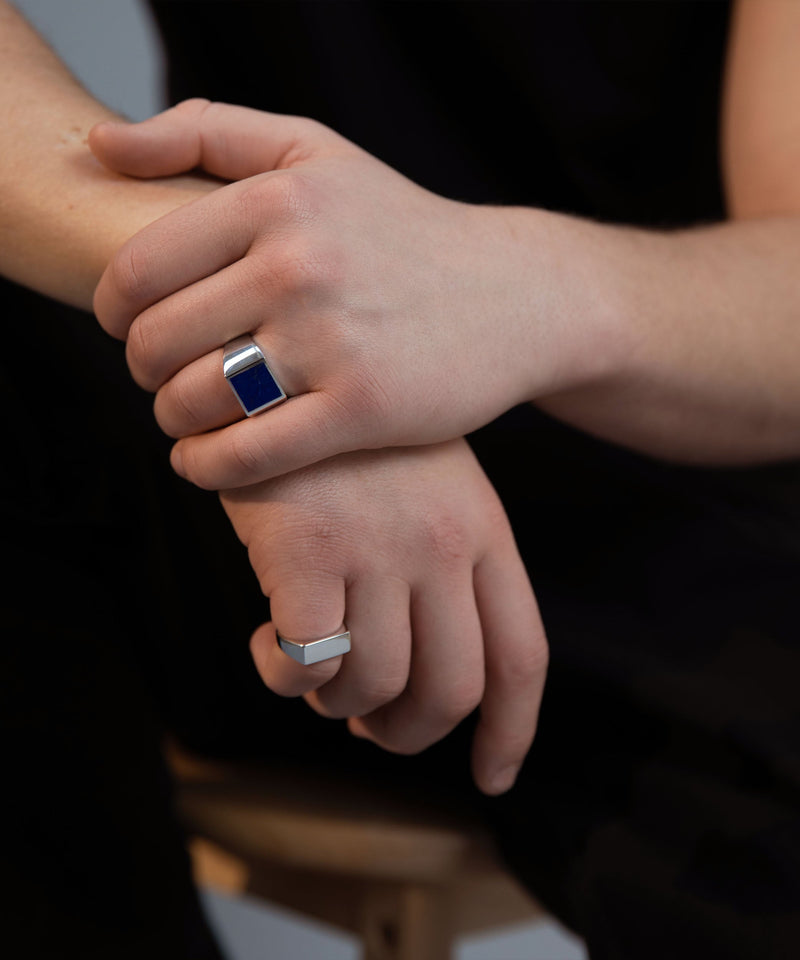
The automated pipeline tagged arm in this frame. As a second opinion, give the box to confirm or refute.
[88,0,800,487]
[538,0,800,463]
[0,0,217,309]
[0,3,549,797]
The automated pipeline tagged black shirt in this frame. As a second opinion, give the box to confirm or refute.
[149,0,729,223]
[145,1,800,694]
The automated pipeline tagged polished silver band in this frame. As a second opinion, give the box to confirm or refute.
[276,629,351,666]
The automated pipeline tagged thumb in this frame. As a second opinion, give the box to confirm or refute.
[88,98,346,181]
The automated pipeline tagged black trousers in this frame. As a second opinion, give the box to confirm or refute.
[3,280,799,959]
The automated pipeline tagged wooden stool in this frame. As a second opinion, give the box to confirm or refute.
[168,745,544,960]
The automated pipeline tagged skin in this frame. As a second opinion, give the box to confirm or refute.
[0,0,545,794]
[221,440,547,795]
[5,0,800,796]
[89,105,557,794]
[88,34,800,485]
[83,0,800,793]
[0,1,219,307]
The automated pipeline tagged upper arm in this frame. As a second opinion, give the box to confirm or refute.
[722,0,800,218]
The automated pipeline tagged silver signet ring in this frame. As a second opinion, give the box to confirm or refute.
[223,335,287,416]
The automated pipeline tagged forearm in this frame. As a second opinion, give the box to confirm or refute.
[0,1,214,310]
[503,207,800,465]
[85,99,800,488]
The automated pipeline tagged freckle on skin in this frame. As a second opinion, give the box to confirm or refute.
[55,125,89,149]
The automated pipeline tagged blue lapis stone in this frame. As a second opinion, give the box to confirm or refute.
[229,362,285,415]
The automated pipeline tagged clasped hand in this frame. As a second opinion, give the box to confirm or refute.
[90,100,549,794]
[91,98,561,489]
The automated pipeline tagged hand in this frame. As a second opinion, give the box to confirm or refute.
[218,438,548,796]
[90,99,574,489]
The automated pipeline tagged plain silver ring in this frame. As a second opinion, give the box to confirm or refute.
[276,629,351,666]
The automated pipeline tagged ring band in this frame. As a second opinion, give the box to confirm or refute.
[276,629,351,666]
[223,335,287,416]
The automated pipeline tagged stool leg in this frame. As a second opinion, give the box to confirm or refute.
[360,883,454,960]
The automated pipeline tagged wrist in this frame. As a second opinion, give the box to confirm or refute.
[474,204,639,407]
[2,132,219,311]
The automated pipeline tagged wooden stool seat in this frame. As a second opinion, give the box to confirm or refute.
[168,745,543,960]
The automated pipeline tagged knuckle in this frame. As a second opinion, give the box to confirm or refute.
[493,638,549,692]
[239,170,319,226]
[227,431,269,482]
[293,115,332,142]
[270,666,334,700]
[355,675,407,715]
[373,727,424,757]
[300,660,341,689]
[234,173,270,214]
[439,676,485,723]
[410,674,483,730]
[176,443,215,491]
[174,97,212,118]
[334,365,394,438]
[483,496,513,537]
[283,116,349,161]
[157,375,205,438]
[421,511,472,568]
[108,240,154,308]
[273,592,344,650]
[271,170,320,222]
[124,316,161,390]
[271,244,330,295]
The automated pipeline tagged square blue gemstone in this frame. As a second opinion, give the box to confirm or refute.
[229,363,284,414]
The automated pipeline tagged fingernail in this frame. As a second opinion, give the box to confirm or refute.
[487,764,518,795]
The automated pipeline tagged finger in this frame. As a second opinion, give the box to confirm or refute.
[154,350,243,439]
[250,622,344,699]
[93,175,268,340]
[306,576,412,720]
[170,389,361,489]
[469,547,548,796]
[89,98,346,181]
[249,575,346,699]
[124,252,303,393]
[349,574,485,755]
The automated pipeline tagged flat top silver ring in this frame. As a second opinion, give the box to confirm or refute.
[276,629,351,666]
